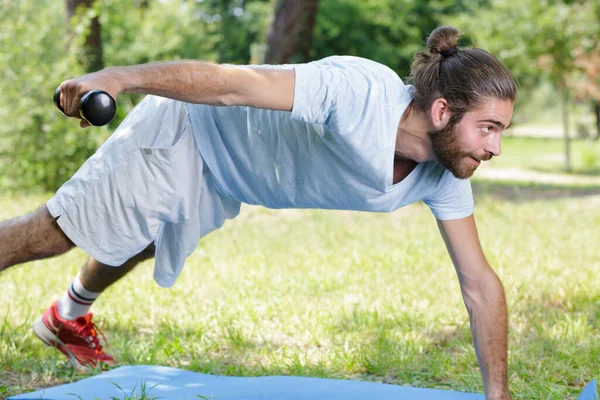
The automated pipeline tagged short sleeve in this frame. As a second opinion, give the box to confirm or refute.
[423,172,474,220]
[291,57,397,137]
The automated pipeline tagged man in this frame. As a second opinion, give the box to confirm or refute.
[0,26,515,399]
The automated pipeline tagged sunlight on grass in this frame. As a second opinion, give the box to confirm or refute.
[491,136,600,175]
[0,191,599,399]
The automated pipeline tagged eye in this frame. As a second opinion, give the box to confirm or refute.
[480,126,491,134]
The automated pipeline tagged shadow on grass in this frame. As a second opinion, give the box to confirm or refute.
[529,166,600,177]
[472,180,600,203]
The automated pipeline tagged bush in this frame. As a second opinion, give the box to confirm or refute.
[0,0,270,193]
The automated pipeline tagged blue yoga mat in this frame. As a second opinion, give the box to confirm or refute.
[9,366,597,400]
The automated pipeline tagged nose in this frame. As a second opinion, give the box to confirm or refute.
[484,132,501,157]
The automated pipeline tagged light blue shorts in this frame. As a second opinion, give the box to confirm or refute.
[47,96,241,287]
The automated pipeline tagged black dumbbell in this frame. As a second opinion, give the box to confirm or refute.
[54,86,116,126]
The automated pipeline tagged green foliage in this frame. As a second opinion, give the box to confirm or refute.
[202,0,273,64]
[0,0,101,193]
[448,0,599,89]
[312,0,490,79]
[98,0,219,65]
[0,0,271,192]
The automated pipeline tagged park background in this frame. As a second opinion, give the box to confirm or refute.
[0,0,599,398]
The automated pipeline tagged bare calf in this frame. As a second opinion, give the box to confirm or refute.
[79,243,155,292]
[0,205,74,272]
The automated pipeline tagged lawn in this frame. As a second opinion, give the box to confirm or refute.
[491,136,600,175]
[0,184,599,399]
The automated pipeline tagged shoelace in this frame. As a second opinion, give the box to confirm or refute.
[75,319,110,355]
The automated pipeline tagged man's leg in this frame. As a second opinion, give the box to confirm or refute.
[57,256,141,319]
[32,244,155,369]
[0,205,74,272]
[57,243,155,319]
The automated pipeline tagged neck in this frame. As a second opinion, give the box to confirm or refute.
[395,102,436,163]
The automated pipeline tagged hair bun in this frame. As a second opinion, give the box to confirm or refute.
[426,26,460,55]
[439,46,458,57]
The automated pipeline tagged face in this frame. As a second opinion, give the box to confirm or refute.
[428,98,514,179]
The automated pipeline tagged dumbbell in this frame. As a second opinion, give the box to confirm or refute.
[54,86,116,126]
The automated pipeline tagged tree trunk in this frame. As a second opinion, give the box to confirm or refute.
[264,0,320,64]
[65,0,104,72]
[594,100,600,140]
[562,88,571,172]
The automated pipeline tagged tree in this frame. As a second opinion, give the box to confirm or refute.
[571,45,600,140]
[311,0,490,80]
[194,0,272,64]
[66,0,104,72]
[264,0,320,64]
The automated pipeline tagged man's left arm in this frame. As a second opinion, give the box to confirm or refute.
[437,214,510,400]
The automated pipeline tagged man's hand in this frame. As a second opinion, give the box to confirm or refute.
[57,69,123,128]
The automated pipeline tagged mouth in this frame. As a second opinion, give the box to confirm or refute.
[468,154,492,166]
[469,156,481,166]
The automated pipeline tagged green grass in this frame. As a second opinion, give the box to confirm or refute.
[0,187,599,399]
[492,136,600,175]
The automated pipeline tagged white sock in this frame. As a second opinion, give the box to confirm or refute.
[57,273,100,320]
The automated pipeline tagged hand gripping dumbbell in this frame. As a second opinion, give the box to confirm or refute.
[54,86,116,126]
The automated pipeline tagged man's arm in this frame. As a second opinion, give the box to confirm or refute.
[437,215,510,400]
[57,61,295,125]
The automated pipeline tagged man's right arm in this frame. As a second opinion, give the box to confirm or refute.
[57,61,295,124]
[437,215,511,400]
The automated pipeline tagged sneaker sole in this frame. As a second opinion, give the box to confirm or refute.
[32,316,86,370]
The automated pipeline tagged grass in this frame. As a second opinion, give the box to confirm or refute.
[0,183,599,399]
[492,136,600,175]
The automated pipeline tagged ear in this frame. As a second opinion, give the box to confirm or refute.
[430,98,452,129]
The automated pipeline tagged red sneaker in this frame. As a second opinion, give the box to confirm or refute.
[32,301,116,369]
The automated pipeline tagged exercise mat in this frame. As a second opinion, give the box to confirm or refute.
[9,365,597,400]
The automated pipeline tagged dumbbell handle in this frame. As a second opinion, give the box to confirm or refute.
[54,86,116,126]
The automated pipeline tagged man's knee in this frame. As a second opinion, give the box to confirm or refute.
[0,205,74,270]
[31,205,75,257]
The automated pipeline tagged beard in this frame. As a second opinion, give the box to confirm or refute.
[428,117,487,179]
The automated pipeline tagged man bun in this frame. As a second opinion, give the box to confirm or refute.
[426,25,460,55]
